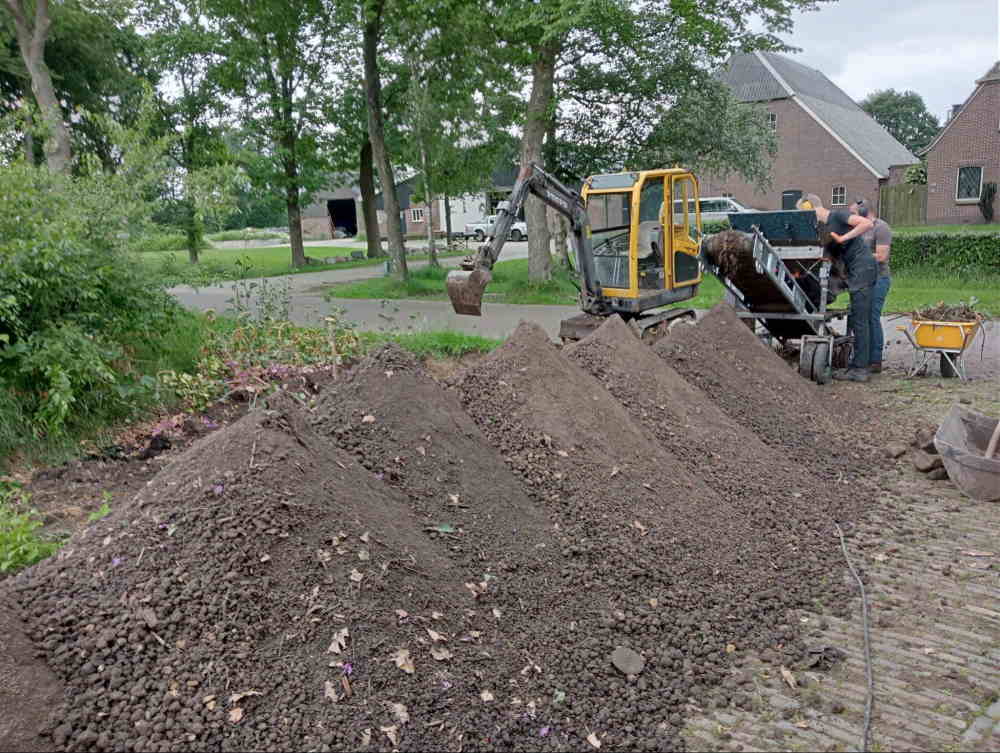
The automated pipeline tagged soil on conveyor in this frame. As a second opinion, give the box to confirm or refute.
[655,303,887,482]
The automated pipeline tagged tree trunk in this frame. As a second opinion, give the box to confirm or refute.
[21,97,33,164]
[419,139,438,266]
[6,0,71,173]
[184,198,201,264]
[444,194,453,244]
[553,211,571,268]
[279,78,307,268]
[287,184,306,268]
[359,138,384,258]
[521,40,558,282]
[362,0,407,280]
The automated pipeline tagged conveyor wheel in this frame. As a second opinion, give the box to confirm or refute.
[799,339,832,384]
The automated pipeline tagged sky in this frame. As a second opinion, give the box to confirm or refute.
[774,0,999,123]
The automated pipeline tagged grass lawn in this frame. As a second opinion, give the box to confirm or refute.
[894,223,1000,235]
[142,245,467,286]
[325,256,1000,316]
[326,258,581,305]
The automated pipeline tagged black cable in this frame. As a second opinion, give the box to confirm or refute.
[836,523,874,753]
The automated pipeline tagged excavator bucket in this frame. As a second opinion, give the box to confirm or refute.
[446,268,493,316]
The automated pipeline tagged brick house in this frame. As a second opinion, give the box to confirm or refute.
[701,51,919,213]
[921,61,1000,225]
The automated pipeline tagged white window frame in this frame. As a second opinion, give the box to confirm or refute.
[768,112,777,131]
[831,186,847,206]
[409,207,425,223]
[955,166,983,202]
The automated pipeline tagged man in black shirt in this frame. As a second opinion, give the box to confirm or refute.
[797,193,875,382]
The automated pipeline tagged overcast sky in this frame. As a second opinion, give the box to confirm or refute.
[774,0,999,123]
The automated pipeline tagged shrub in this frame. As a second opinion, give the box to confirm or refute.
[891,233,1000,274]
[0,484,61,573]
[141,231,210,253]
[0,161,184,452]
[701,219,730,235]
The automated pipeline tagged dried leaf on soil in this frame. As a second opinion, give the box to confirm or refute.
[962,550,994,557]
[381,725,398,746]
[725,643,736,653]
[228,690,262,705]
[780,666,797,689]
[480,689,494,702]
[360,728,372,748]
[360,531,370,544]
[328,627,349,654]
[393,648,415,674]
[362,414,376,423]
[228,708,244,724]
[350,568,364,583]
[492,607,502,621]
[587,731,602,749]
[426,628,447,642]
[324,680,339,703]
[358,548,370,561]
[390,702,409,724]
[430,646,453,661]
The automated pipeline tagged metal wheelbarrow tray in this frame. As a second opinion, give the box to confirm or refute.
[897,318,981,380]
[934,403,1000,502]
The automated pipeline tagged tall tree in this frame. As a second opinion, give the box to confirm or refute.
[2,0,71,171]
[206,0,342,268]
[362,0,408,280]
[860,89,940,154]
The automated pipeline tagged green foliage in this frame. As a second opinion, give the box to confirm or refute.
[142,231,211,253]
[905,162,927,185]
[207,228,288,242]
[361,331,502,358]
[890,233,1000,275]
[87,496,112,523]
[860,89,940,154]
[701,219,731,235]
[0,485,60,573]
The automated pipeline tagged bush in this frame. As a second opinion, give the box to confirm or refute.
[891,233,1000,274]
[0,162,187,456]
[207,228,288,242]
[0,484,61,573]
[702,219,730,235]
[140,231,210,253]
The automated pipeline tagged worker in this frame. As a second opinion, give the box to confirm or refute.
[850,198,892,373]
[796,193,875,382]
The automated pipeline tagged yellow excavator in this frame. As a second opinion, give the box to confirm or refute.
[445,162,704,341]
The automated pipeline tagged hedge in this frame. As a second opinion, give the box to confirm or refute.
[890,233,1000,273]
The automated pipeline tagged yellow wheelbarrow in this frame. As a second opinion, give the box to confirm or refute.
[896,318,982,380]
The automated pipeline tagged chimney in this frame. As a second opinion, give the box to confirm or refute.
[947,104,963,122]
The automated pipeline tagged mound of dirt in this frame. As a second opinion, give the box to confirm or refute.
[11,395,498,752]
[655,303,884,481]
[450,322,854,749]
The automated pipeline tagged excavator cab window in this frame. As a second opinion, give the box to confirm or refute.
[669,175,702,286]
[587,192,631,289]
[637,178,666,290]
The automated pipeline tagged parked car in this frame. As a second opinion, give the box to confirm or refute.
[463,215,529,242]
[697,197,755,223]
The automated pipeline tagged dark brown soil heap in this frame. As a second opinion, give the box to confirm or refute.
[10,396,497,752]
[450,322,852,750]
[655,303,883,481]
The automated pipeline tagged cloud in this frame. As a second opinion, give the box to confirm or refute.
[778,0,998,121]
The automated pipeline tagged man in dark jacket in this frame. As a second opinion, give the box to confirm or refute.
[797,193,875,382]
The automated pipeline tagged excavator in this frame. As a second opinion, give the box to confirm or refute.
[445,162,705,341]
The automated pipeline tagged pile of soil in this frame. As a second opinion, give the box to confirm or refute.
[5,314,887,753]
[10,395,486,752]
[655,303,886,481]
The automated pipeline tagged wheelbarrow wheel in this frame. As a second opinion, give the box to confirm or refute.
[799,341,832,384]
[940,352,960,379]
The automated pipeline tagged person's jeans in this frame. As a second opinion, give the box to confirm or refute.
[848,283,875,369]
[870,276,891,364]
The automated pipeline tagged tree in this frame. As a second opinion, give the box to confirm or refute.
[2,0,72,171]
[860,89,940,154]
[498,0,827,282]
[205,0,343,268]
[904,161,927,185]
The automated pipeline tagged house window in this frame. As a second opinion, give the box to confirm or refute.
[831,186,847,206]
[768,112,777,131]
[956,166,983,201]
[722,191,734,198]
[409,208,425,222]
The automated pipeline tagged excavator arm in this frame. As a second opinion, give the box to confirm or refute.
[446,162,602,316]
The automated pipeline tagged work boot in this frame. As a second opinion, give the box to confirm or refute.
[833,367,870,383]
[869,361,883,374]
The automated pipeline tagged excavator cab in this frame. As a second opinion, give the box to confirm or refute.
[581,169,703,314]
[445,163,702,323]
